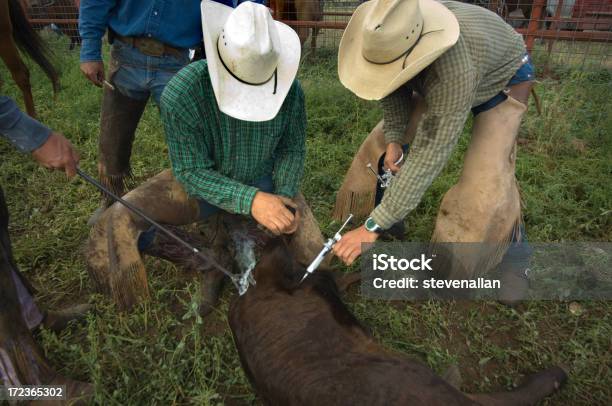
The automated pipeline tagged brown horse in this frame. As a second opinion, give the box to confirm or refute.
[275,0,323,52]
[0,0,59,117]
[229,239,568,405]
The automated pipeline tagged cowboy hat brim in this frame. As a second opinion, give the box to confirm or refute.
[338,0,460,101]
[201,1,301,122]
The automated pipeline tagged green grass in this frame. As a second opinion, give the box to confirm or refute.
[1,35,611,405]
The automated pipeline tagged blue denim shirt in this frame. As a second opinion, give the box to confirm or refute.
[0,96,50,152]
[79,0,265,63]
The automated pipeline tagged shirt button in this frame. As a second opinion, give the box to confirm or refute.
[153,10,158,15]
[147,33,152,38]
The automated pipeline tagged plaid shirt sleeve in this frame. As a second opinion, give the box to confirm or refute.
[161,89,258,216]
[371,69,478,229]
[381,85,414,145]
[273,84,307,198]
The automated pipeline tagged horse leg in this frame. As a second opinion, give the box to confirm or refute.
[0,2,35,117]
[311,27,319,56]
[294,0,311,47]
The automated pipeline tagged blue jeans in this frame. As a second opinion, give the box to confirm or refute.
[109,39,191,104]
[137,176,273,251]
[472,54,536,116]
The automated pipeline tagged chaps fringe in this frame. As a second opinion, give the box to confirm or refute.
[332,190,376,222]
[85,218,112,294]
[109,262,149,311]
[107,218,150,311]
[430,179,524,280]
[98,171,134,205]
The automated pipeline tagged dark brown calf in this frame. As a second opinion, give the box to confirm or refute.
[229,239,567,406]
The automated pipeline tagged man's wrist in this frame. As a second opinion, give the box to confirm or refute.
[79,38,104,63]
[238,186,259,216]
[370,204,400,231]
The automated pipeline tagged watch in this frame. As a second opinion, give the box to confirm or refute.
[365,217,382,234]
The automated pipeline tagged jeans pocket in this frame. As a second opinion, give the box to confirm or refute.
[107,54,121,83]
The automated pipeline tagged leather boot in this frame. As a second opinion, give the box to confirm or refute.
[88,87,148,225]
[40,304,93,334]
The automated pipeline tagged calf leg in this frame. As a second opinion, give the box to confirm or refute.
[468,366,567,406]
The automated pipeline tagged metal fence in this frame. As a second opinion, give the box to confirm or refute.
[270,0,612,70]
[23,0,612,71]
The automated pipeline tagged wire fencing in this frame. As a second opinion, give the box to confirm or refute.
[22,0,611,71]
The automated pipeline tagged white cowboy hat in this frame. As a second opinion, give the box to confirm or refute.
[201,0,301,121]
[338,0,460,101]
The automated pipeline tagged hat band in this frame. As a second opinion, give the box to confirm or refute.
[362,25,424,66]
[217,37,278,95]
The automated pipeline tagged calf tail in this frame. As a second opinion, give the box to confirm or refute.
[468,366,567,406]
[8,0,60,93]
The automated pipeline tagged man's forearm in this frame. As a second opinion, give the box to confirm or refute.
[79,0,117,62]
[173,167,259,216]
[370,110,470,229]
[273,152,305,198]
[381,85,413,145]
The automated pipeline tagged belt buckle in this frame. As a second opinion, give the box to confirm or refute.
[138,38,165,57]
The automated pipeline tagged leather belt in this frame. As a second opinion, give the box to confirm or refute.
[114,34,186,59]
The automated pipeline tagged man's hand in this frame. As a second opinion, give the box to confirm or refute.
[333,225,379,266]
[80,61,105,87]
[384,142,404,173]
[31,132,80,178]
[251,192,298,235]
[284,203,300,234]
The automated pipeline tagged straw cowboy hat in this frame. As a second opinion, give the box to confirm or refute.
[201,0,301,121]
[338,0,460,100]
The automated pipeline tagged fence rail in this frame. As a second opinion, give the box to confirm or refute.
[24,0,612,70]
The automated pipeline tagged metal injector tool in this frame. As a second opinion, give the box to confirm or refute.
[300,214,354,283]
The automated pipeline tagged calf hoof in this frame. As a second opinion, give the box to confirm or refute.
[198,271,226,317]
[41,304,93,333]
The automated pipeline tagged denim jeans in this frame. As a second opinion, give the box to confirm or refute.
[109,39,191,104]
[472,54,536,116]
[137,175,273,251]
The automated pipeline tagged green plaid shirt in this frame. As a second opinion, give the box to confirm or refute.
[371,1,526,229]
[160,60,306,215]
